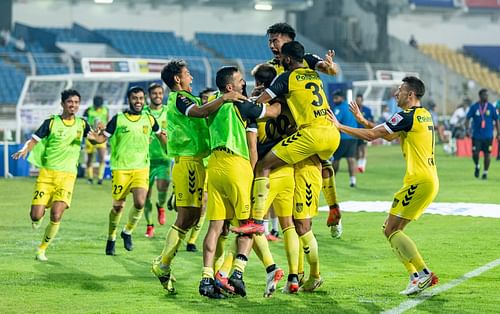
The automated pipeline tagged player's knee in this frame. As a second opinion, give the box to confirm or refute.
[112,205,124,213]
[134,200,145,209]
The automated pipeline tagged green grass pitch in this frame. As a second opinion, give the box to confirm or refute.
[1,145,499,313]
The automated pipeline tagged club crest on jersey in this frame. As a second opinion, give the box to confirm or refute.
[143,125,149,134]
[389,113,403,126]
[295,202,303,213]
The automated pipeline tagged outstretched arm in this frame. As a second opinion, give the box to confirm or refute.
[11,138,38,160]
[316,49,339,76]
[188,91,247,118]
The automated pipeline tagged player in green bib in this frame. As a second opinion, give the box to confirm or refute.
[83,95,109,185]
[151,60,247,294]
[88,86,166,256]
[143,83,171,238]
[12,89,91,261]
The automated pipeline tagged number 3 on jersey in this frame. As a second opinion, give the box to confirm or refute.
[305,82,324,107]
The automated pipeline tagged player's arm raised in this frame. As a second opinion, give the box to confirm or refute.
[316,49,339,76]
[348,101,398,141]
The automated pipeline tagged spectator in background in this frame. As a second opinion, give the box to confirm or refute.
[387,88,398,115]
[465,89,500,179]
[449,101,468,139]
[379,104,391,123]
[331,90,358,187]
[427,101,439,128]
[495,99,500,160]
[409,35,418,48]
[354,94,373,173]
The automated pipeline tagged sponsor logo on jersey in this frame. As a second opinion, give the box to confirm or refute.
[416,115,432,123]
[389,113,403,126]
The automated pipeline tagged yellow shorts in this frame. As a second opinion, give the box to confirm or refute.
[85,139,106,154]
[32,168,77,208]
[172,156,205,208]
[111,168,149,201]
[272,125,340,164]
[293,157,322,220]
[206,150,253,221]
[390,181,439,220]
[266,164,294,218]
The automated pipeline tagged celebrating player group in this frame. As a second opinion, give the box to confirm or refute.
[12,22,439,299]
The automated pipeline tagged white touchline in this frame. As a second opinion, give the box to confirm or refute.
[381,258,500,314]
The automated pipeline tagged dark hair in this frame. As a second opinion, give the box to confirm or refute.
[333,89,344,98]
[61,89,80,103]
[402,76,425,99]
[267,22,296,40]
[478,88,488,96]
[199,87,216,98]
[216,66,239,92]
[281,41,304,63]
[356,93,363,98]
[148,82,163,94]
[93,95,103,106]
[127,86,145,99]
[251,63,277,88]
[161,60,187,89]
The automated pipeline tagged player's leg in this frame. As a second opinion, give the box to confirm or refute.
[85,141,94,184]
[481,139,492,179]
[96,146,106,184]
[294,157,323,292]
[30,170,53,229]
[385,183,439,295]
[144,168,157,237]
[187,176,207,252]
[199,219,226,298]
[106,170,132,255]
[322,159,343,238]
[472,138,481,178]
[36,201,67,261]
[120,186,147,251]
[155,161,171,225]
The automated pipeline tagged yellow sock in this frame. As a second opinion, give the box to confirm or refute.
[283,226,300,275]
[86,167,93,180]
[188,212,206,245]
[98,163,105,180]
[108,209,122,241]
[202,266,214,279]
[124,206,144,234]
[300,231,320,278]
[219,252,234,277]
[233,255,248,274]
[298,239,304,275]
[252,177,269,220]
[252,233,275,268]
[214,234,228,272]
[388,230,428,272]
[38,221,60,251]
[322,176,338,206]
[161,225,187,265]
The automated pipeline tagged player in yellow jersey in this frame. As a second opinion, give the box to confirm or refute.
[12,89,91,261]
[335,76,439,296]
[266,22,343,237]
[83,95,109,185]
[233,41,340,291]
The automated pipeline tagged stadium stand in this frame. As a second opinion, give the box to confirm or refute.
[463,46,500,72]
[420,44,500,94]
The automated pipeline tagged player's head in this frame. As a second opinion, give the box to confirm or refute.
[280,41,304,71]
[251,63,277,88]
[93,95,103,108]
[199,87,217,105]
[216,66,245,95]
[127,86,146,114]
[267,22,296,57]
[61,89,81,115]
[332,89,345,105]
[161,59,192,92]
[396,76,425,108]
[148,82,164,106]
[355,93,363,106]
[478,88,488,103]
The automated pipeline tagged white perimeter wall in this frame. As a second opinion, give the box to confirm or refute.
[389,12,500,49]
[12,1,286,39]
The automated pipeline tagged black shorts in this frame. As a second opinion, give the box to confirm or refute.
[333,139,357,160]
[472,138,492,154]
[357,139,367,147]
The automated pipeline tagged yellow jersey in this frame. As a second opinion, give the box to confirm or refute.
[266,67,332,129]
[383,107,439,185]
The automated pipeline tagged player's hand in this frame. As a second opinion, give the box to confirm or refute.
[327,109,340,128]
[11,149,27,160]
[251,85,265,97]
[222,91,247,103]
[348,101,364,121]
[325,49,337,75]
[95,121,105,132]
